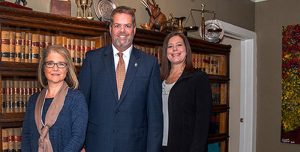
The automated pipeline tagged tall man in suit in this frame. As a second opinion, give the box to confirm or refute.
[78,6,163,152]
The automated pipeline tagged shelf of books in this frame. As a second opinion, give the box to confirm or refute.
[0,6,230,152]
[189,37,230,152]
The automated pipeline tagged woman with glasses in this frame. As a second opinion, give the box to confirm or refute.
[21,45,88,152]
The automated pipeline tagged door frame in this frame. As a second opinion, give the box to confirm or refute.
[220,20,257,152]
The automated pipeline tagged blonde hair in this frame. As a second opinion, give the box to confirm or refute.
[38,45,78,89]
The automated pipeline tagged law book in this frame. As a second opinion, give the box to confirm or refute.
[22,81,27,112]
[45,35,52,49]
[211,83,221,105]
[33,80,39,95]
[56,35,63,45]
[66,38,72,55]
[91,40,96,50]
[219,113,227,133]
[156,46,162,64]
[75,39,81,66]
[80,39,84,66]
[70,39,75,63]
[24,32,31,63]
[13,81,18,113]
[39,34,45,57]
[18,81,24,113]
[7,128,14,152]
[19,32,26,63]
[192,53,197,69]
[9,31,16,62]
[218,55,226,76]
[0,80,5,113]
[15,32,22,62]
[84,39,91,60]
[1,30,10,62]
[99,36,104,48]
[2,129,8,151]
[5,80,11,113]
[62,36,68,48]
[199,54,204,71]
[32,33,40,63]
[13,128,21,152]
[51,35,56,45]
[220,84,227,104]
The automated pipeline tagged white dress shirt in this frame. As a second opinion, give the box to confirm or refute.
[112,45,132,72]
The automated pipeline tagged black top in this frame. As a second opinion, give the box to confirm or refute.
[166,70,212,152]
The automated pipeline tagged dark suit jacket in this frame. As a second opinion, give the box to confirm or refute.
[78,45,163,152]
[166,70,212,152]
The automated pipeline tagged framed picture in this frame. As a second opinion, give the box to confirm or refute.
[281,24,300,144]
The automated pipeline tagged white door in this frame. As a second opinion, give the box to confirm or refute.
[221,36,242,152]
[221,20,257,152]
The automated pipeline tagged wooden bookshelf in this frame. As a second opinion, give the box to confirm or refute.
[0,6,230,152]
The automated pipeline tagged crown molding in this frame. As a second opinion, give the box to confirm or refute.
[250,0,268,2]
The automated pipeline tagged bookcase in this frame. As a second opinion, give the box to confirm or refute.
[0,6,230,152]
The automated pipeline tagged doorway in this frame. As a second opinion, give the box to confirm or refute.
[220,21,257,152]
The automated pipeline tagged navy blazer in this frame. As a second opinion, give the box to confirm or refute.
[21,89,88,152]
[78,45,163,152]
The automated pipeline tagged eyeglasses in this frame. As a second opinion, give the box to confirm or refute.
[45,61,67,68]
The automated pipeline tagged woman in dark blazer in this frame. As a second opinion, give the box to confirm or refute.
[160,31,212,152]
[21,45,88,152]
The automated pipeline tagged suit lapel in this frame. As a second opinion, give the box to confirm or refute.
[103,46,119,102]
[118,48,140,103]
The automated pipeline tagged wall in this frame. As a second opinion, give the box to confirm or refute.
[255,0,300,151]
[116,0,255,31]
[7,0,254,31]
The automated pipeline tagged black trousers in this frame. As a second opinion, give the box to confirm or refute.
[161,146,167,152]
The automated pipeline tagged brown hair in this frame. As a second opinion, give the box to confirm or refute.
[38,45,78,89]
[110,6,136,27]
[160,31,194,80]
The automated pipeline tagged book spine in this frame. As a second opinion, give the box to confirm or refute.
[70,39,75,63]
[9,31,16,62]
[7,128,14,152]
[20,32,26,63]
[39,34,45,58]
[2,129,8,151]
[31,33,40,63]
[45,35,52,49]
[22,81,27,112]
[91,40,96,50]
[18,81,24,113]
[13,81,19,113]
[14,128,21,152]
[6,80,12,113]
[1,30,10,62]
[56,35,63,45]
[15,32,22,62]
[75,39,81,66]
[24,33,31,63]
